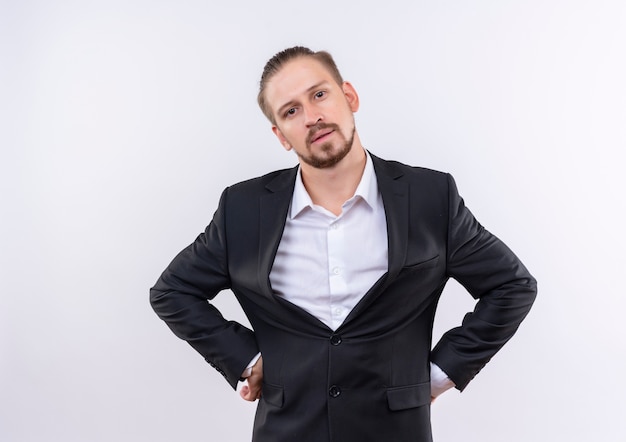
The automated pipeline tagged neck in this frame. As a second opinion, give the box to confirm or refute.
[299,134,367,216]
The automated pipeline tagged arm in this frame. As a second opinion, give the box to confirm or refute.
[430,174,537,391]
[150,188,259,389]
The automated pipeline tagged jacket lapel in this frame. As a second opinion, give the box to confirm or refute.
[341,155,409,328]
[257,166,332,333]
[258,167,298,297]
[373,155,409,282]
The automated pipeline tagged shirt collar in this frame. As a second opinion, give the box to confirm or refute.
[290,149,379,219]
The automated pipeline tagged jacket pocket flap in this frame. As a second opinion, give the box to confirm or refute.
[403,255,439,271]
[386,382,431,411]
[262,382,284,408]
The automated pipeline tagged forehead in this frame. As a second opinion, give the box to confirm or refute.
[264,57,338,109]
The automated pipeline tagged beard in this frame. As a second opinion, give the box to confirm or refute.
[298,122,356,169]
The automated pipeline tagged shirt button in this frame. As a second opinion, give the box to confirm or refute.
[332,267,340,275]
[330,335,342,346]
[329,385,341,398]
[333,307,343,317]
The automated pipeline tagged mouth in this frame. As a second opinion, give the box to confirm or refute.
[311,129,334,144]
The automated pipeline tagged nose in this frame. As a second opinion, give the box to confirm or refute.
[303,104,323,127]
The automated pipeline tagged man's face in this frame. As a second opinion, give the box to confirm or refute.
[264,57,359,169]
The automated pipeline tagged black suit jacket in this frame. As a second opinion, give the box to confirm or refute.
[150,154,537,442]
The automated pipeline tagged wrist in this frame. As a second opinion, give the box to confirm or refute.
[241,352,262,379]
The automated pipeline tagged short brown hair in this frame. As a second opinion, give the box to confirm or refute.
[257,46,344,124]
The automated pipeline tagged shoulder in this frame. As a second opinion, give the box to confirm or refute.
[370,152,450,186]
[226,166,298,196]
[212,167,297,219]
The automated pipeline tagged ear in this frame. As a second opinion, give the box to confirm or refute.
[342,81,360,112]
[272,126,292,151]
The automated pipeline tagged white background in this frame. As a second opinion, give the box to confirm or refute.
[2,1,625,441]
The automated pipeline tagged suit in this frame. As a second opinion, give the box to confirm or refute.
[150,154,537,442]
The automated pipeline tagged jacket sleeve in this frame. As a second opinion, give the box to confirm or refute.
[430,174,537,391]
[149,188,259,389]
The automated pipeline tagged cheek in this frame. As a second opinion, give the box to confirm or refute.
[278,129,302,150]
[287,126,307,141]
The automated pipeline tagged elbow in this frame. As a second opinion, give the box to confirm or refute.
[149,282,170,316]
[526,272,538,302]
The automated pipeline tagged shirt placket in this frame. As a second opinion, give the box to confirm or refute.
[327,213,350,330]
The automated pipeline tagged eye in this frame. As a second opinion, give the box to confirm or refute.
[284,107,297,118]
[314,90,326,99]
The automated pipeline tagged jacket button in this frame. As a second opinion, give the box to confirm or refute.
[330,335,342,346]
[329,385,341,398]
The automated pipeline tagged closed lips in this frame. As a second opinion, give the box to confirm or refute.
[312,130,333,142]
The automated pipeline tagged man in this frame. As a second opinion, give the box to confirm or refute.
[150,46,537,442]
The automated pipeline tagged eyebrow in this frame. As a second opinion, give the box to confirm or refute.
[276,81,330,117]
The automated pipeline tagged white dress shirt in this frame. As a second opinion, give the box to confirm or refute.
[245,150,454,397]
[269,151,388,330]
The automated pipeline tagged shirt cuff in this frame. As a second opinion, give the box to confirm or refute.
[240,352,262,379]
[430,362,455,398]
